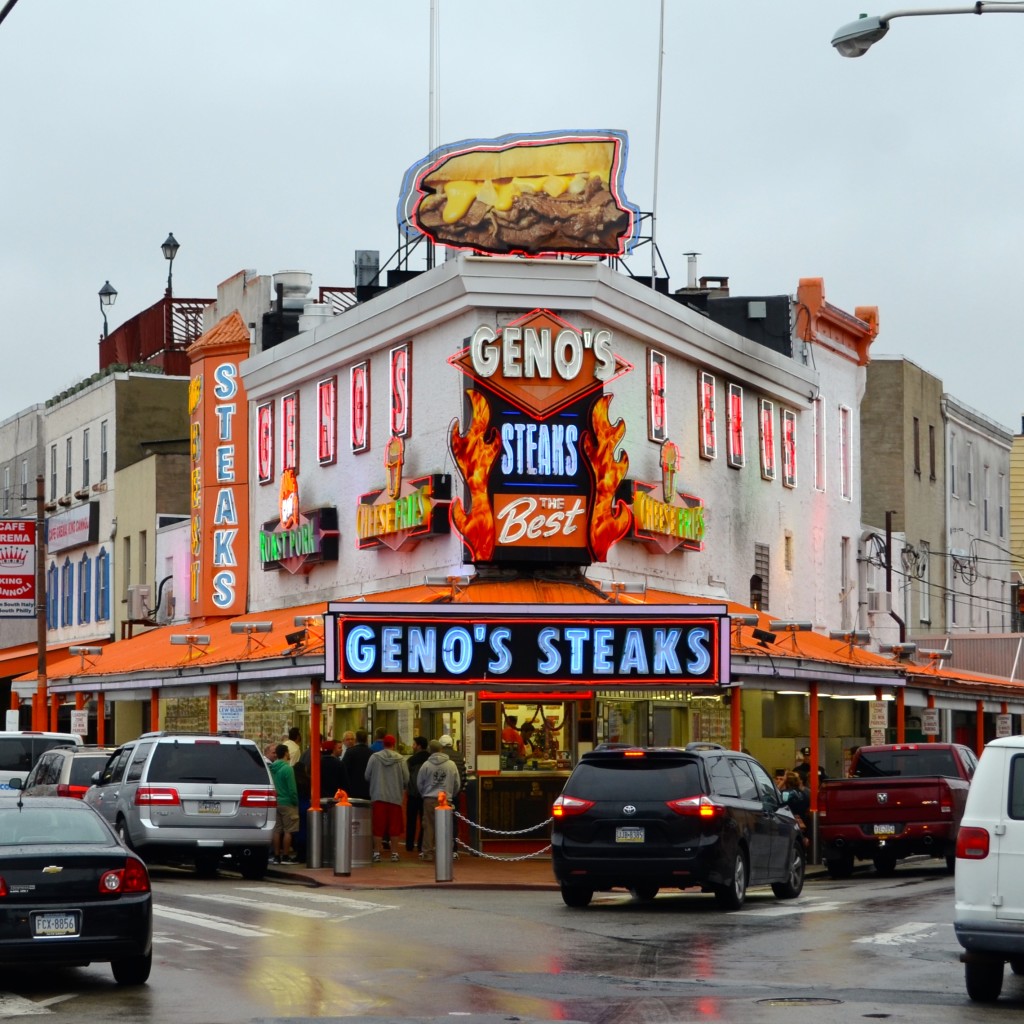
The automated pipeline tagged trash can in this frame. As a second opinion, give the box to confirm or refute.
[319,798,336,868]
[349,797,373,867]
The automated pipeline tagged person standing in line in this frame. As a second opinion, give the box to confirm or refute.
[369,726,387,752]
[437,734,467,857]
[269,744,299,865]
[283,727,302,768]
[365,735,409,863]
[340,728,372,800]
[338,731,356,761]
[319,738,345,799]
[405,736,430,853]
[417,739,460,862]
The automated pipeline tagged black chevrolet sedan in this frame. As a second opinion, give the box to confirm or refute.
[0,795,152,984]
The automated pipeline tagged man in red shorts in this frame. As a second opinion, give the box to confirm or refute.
[365,735,409,863]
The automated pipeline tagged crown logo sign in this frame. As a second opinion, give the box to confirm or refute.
[0,547,28,568]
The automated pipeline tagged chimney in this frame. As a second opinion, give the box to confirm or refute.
[684,252,699,289]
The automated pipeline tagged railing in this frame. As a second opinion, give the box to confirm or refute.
[99,295,212,376]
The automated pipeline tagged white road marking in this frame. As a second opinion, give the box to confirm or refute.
[236,885,398,912]
[153,905,279,938]
[152,932,217,952]
[742,899,849,917]
[854,921,937,945]
[191,887,396,920]
[0,993,51,1016]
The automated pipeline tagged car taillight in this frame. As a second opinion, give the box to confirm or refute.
[667,795,726,818]
[99,859,151,895]
[0,876,7,898]
[956,826,990,860]
[135,786,181,806]
[552,795,594,818]
[240,789,276,808]
[56,784,88,799]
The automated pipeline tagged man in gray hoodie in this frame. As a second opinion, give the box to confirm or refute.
[365,735,409,862]
[417,739,461,861]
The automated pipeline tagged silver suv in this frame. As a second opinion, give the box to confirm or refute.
[84,733,276,879]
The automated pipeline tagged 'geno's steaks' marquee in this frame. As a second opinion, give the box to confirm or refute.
[326,603,730,687]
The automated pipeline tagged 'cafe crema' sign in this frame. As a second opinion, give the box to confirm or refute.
[448,308,633,567]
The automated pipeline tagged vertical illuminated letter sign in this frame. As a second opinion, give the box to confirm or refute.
[727,383,745,469]
[282,392,299,472]
[390,343,410,438]
[256,402,274,484]
[699,372,717,460]
[759,398,776,481]
[317,377,337,465]
[648,349,667,443]
[782,409,797,488]
[350,361,369,453]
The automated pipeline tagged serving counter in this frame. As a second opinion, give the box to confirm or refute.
[477,770,569,846]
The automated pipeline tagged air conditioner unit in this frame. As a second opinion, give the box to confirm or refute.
[127,584,151,620]
[155,584,174,625]
[867,590,891,614]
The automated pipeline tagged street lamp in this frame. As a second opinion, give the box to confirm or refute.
[98,280,117,339]
[832,4,1024,57]
[161,232,179,296]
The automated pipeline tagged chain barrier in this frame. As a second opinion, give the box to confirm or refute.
[451,808,554,862]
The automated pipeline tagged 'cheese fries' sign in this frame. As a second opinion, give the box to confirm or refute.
[399,129,640,258]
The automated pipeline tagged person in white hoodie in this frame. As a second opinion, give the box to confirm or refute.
[417,739,461,861]
[365,735,409,863]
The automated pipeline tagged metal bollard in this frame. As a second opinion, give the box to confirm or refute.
[434,791,454,883]
[333,790,352,877]
[306,807,323,869]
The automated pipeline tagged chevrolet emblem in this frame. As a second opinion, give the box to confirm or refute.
[42,865,63,874]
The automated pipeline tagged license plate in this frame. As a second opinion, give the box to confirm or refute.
[198,801,221,814]
[874,824,896,835]
[33,912,79,938]
[616,826,645,844]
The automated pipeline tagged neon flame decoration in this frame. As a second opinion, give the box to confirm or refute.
[582,394,630,560]
[449,391,501,560]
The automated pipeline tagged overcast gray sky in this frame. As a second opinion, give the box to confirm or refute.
[1,1,1020,433]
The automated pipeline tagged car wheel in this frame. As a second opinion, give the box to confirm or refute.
[115,818,134,852]
[873,849,898,876]
[945,853,956,874]
[194,851,220,878]
[629,884,659,902]
[111,950,152,986]
[965,958,1003,1002]
[560,884,593,908]
[1010,958,1024,976]
[715,850,748,910]
[239,848,269,880]
[824,854,854,879]
[772,840,806,899]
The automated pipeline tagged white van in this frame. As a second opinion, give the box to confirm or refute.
[0,731,84,790]
[954,734,1024,1002]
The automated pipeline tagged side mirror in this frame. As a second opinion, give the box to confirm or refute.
[91,770,102,785]
[7,778,23,791]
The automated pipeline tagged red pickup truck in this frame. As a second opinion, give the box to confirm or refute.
[817,742,978,878]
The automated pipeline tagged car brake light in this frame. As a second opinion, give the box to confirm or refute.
[0,876,7,897]
[135,786,181,806]
[667,795,726,818]
[956,825,990,860]
[552,795,594,818]
[240,789,277,808]
[99,859,151,895]
[623,749,646,758]
[56,784,88,799]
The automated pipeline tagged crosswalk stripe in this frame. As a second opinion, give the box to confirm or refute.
[153,905,278,938]
[854,921,937,945]
[188,890,396,921]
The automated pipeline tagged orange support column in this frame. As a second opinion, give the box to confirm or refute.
[896,688,905,743]
[808,683,820,814]
[75,692,85,711]
[310,680,322,812]
[208,685,218,735]
[976,700,985,755]
[9,692,18,713]
[49,692,59,731]
[96,693,105,746]
[150,688,160,733]
[729,686,742,751]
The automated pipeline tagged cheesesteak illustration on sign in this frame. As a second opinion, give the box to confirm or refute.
[399,130,640,257]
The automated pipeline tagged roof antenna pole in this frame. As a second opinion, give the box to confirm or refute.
[651,0,666,287]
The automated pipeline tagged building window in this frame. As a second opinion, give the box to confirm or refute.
[647,349,667,443]
[82,428,90,489]
[49,444,57,501]
[78,553,91,625]
[698,372,717,460]
[839,404,853,501]
[61,559,73,627]
[782,409,797,488]
[726,383,745,469]
[96,549,110,621]
[950,431,957,496]
[784,531,794,572]
[139,530,147,587]
[47,563,58,629]
[350,362,370,454]
[919,541,931,624]
[282,392,299,472]
[751,543,770,611]
[813,396,826,491]
[2,467,8,514]
[64,437,72,496]
[256,402,274,483]
[967,441,974,503]
[390,343,411,438]
[20,459,27,509]
[928,423,936,481]
[317,376,338,465]
[100,420,109,480]
[122,537,131,594]
[913,417,921,476]
[983,466,990,533]
[999,474,1006,538]
[759,399,776,481]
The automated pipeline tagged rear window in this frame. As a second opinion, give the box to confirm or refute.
[566,759,702,801]
[854,748,960,778]
[1010,754,1024,821]
[69,755,112,787]
[0,804,115,845]
[147,741,270,784]
[0,738,75,773]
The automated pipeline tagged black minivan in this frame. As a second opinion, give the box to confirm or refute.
[551,744,805,909]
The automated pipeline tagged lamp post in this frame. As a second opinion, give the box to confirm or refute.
[33,474,46,731]
[832,4,1024,56]
[98,280,117,339]
[161,233,179,296]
